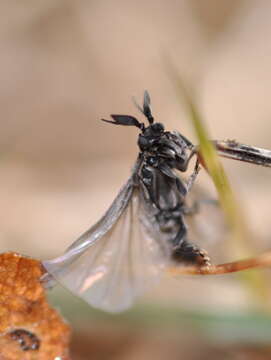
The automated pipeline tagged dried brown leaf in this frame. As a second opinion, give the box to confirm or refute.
[0,252,71,360]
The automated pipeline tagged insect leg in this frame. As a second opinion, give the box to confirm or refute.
[186,159,201,193]
[174,146,198,172]
[175,159,200,198]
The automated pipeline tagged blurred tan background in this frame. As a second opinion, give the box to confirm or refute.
[1,1,271,358]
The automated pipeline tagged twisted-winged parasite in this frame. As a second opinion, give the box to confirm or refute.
[42,91,271,313]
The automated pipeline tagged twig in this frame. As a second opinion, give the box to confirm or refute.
[168,251,271,276]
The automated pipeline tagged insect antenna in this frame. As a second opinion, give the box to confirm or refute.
[133,90,154,125]
[101,115,144,130]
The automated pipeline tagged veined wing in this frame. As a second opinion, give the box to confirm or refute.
[42,181,170,313]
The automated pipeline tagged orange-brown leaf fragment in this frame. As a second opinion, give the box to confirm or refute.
[0,252,71,360]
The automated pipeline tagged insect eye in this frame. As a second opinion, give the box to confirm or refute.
[151,123,164,134]
[138,134,150,150]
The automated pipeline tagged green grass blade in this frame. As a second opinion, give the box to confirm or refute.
[173,75,270,306]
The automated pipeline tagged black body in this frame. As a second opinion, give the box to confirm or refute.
[102,91,210,266]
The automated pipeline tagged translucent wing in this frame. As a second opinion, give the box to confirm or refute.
[183,185,228,263]
[42,180,170,313]
[66,177,135,253]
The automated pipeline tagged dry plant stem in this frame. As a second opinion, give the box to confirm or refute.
[214,140,271,168]
[168,252,271,276]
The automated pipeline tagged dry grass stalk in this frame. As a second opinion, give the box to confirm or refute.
[168,252,271,276]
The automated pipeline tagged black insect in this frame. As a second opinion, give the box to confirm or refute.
[42,91,271,313]
[9,329,40,351]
